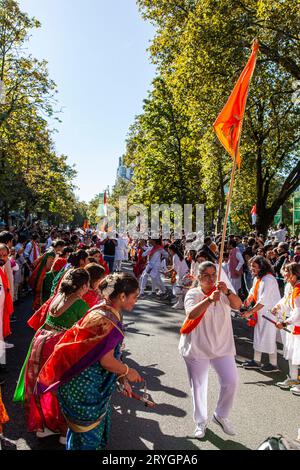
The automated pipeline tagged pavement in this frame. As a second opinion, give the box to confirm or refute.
[1,269,299,451]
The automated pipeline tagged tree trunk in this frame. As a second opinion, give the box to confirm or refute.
[256,209,274,236]
[3,201,9,229]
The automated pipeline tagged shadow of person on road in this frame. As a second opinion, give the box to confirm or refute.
[191,428,251,450]
[122,353,188,399]
[109,395,198,451]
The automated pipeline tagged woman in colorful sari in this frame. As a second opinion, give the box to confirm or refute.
[50,249,89,297]
[29,251,56,311]
[37,272,143,450]
[14,268,90,445]
[27,262,105,332]
[41,257,68,305]
[82,263,106,308]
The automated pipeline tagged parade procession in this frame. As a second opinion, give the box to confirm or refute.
[0,0,300,458]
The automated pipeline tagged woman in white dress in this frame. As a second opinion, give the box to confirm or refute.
[179,261,241,439]
[167,244,189,309]
[241,256,281,373]
[275,263,300,395]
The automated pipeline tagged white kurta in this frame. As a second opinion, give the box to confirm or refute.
[285,294,300,365]
[4,260,14,296]
[274,283,293,353]
[229,249,244,292]
[251,274,281,354]
[173,254,189,284]
[179,288,236,360]
[114,238,128,262]
[143,247,168,278]
[190,261,199,277]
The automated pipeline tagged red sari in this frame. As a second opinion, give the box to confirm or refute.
[0,268,14,338]
[133,248,147,278]
[15,295,89,434]
[29,252,55,311]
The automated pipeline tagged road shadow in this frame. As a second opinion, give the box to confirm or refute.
[109,397,199,450]
[190,428,251,450]
[122,353,188,399]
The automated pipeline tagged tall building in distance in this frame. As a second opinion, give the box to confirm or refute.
[116,156,134,182]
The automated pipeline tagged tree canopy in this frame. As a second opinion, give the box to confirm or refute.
[0,0,79,226]
[121,0,300,234]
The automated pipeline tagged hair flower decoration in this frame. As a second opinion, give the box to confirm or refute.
[102,277,118,299]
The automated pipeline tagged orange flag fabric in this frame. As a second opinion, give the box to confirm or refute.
[213,40,259,166]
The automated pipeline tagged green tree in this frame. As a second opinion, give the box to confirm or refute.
[0,0,77,225]
[124,77,205,210]
[136,0,300,234]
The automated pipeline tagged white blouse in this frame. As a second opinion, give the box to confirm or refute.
[179,287,236,360]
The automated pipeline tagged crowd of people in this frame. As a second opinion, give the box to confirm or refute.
[0,220,299,448]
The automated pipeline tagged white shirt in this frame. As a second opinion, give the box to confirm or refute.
[143,246,168,270]
[173,254,189,282]
[222,261,230,278]
[4,260,13,294]
[250,274,281,353]
[190,260,199,277]
[274,283,293,320]
[179,287,236,360]
[235,249,245,272]
[114,238,127,261]
[46,237,54,250]
[24,241,40,264]
[270,228,287,243]
[287,295,300,327]
[0,272,5,314]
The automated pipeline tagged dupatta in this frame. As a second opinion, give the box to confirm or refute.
[37,302,124,394]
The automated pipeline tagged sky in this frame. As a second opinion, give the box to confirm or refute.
[18,0,156,202]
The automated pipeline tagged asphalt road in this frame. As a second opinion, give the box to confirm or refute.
[1,269,299,451]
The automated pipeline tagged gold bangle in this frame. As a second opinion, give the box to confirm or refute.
[118,364,129,380]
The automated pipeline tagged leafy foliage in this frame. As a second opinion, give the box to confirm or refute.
[127,0,300,234]
[0,0,78,225]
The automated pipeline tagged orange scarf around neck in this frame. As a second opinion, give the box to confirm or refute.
[291,283,300,335]
[180,286,217,335]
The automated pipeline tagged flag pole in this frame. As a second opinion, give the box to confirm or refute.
[217,149,238,282]
[214,40,259,282]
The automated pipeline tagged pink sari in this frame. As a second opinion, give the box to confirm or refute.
[25,328,67,433]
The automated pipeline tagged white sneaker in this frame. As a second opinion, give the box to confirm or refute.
[212,413,236,436]
[276,376,300,390]
[59,435,67,445]
[194,422,207,439]
[291,384,300,396]
[36,427,60,438]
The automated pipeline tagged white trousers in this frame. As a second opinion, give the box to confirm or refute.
[114,260,122,271]
[184,355,239,424]
[140,267,166,294]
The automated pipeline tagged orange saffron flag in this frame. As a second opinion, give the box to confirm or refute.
[213,40,259,166]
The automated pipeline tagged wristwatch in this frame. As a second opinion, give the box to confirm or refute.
[225,289,233,296]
